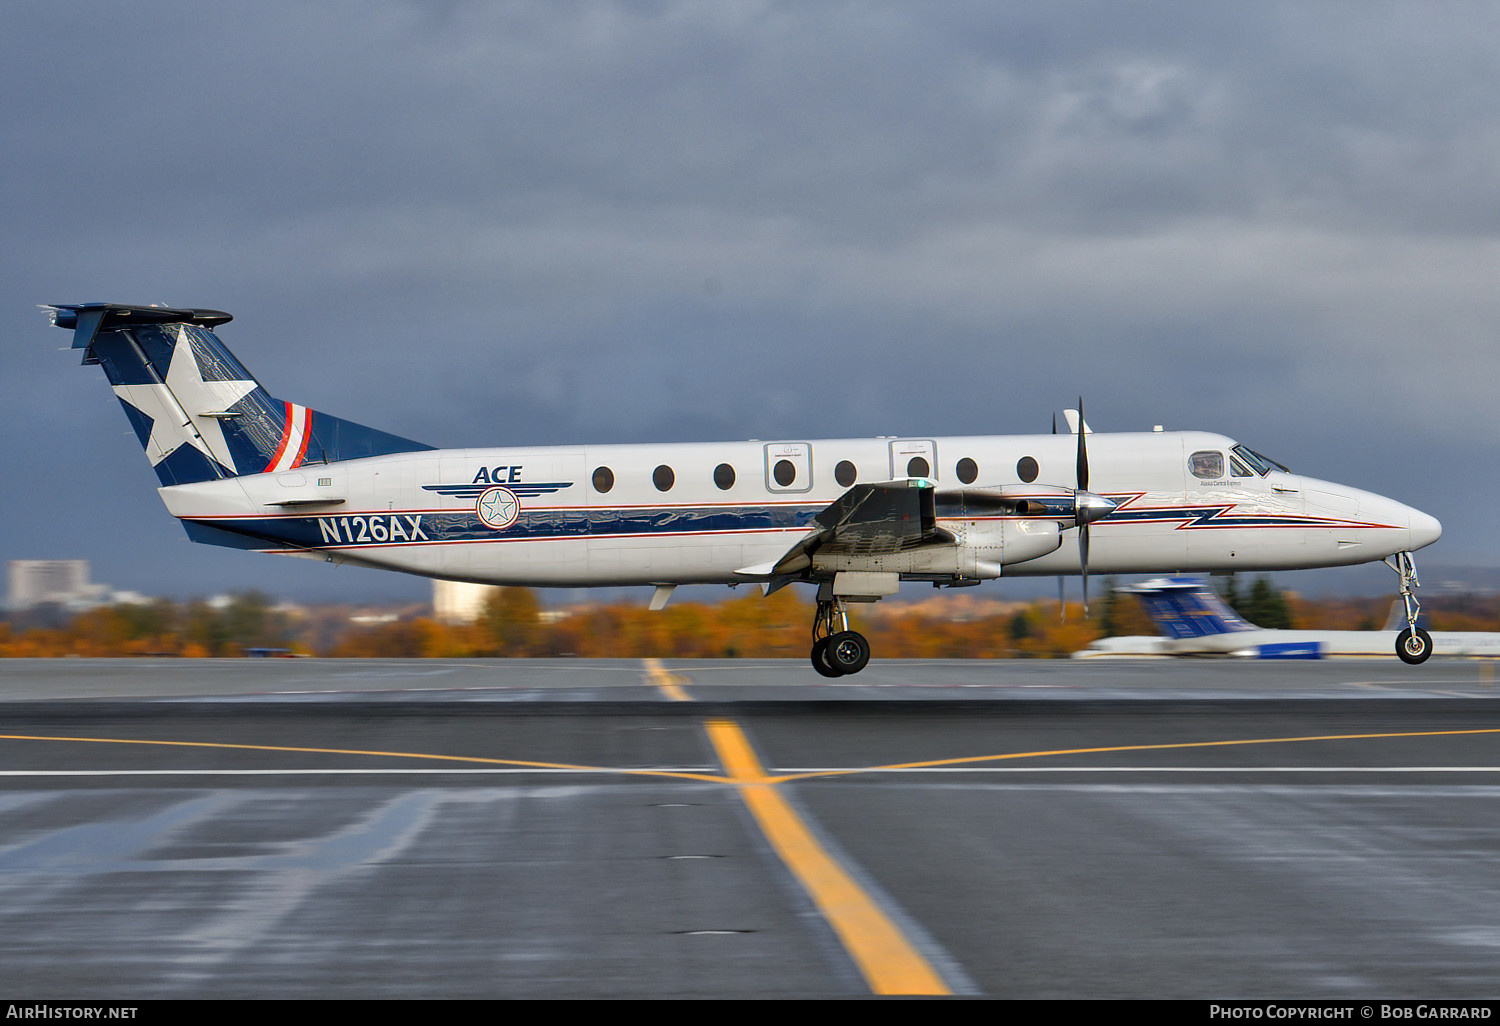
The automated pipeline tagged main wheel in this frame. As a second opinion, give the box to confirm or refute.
[811,638,842,678]
[825,631,871,675]
[1396,626,1433,665]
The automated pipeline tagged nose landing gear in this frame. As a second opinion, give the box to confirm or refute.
[1387,551,1432,664]
[810,597,871,677]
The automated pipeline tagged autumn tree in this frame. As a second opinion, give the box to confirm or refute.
[479,587,543,656]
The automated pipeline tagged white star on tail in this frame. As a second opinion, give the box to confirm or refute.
[112,325,258,470]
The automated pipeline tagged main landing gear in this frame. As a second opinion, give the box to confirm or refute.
[1388,551,1432,665]
[811,597,871,677]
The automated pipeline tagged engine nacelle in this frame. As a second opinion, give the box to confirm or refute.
[808,518,1064,584]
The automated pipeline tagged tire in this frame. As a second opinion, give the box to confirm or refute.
[825,631,871,675]
[1396,627,1433,665]
[811,638,842,678]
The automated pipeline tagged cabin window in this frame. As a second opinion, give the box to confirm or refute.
[1017,456,1038,483]
[653,465,675,491]
[1189,450,1225,479]
[764,442,813,492]
[713,463,736,490]
[906,456,930,478]
[835,460,857,487]
[592,467,614,493]
[956,457,978,484]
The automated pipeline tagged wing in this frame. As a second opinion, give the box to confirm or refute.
[736,479,955,580]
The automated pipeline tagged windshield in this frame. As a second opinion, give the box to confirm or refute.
[1231,444,1290,476]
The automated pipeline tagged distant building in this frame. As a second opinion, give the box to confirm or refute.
[433,580,502,624]
[7,560,106,610]
[6,560,149,612]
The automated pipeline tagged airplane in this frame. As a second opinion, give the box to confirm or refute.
[1077,577,1500,660]
[46,302,1443,675]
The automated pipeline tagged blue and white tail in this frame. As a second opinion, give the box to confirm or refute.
[1119,578,1257,638]
[48,303,432,486]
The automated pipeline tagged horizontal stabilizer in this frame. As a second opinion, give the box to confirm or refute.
[47,303,232,352]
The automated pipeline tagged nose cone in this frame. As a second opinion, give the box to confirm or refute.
[1408,508,1442,551]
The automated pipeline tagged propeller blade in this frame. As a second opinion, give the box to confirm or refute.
[1058,574,1066,623]
[1076,397,1088,493]
[1080,523,1090,616]
[1052,411,1057,435]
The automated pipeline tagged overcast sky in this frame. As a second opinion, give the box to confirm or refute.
[4,1,1498,604]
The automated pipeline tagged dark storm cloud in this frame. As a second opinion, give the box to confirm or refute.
[3,1,1498,600]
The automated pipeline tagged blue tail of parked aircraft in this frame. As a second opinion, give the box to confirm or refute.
[1122,577,1427,643]
[48,303,432,486]
[1121,577,1257,638]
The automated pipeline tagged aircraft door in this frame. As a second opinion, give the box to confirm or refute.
[764,443,813,493]
[889,439,937,481]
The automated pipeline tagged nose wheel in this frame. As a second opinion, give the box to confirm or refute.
[1387,552,1432,664]
[1396,626,1433,665]
[810,598,871,677]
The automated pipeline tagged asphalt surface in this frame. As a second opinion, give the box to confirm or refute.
[1,657,1498,998]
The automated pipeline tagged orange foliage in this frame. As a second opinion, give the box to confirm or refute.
[12,587,1500,660]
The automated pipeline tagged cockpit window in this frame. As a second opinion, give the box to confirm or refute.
[1189,450,1225,479]
[1229,452,1256,478]
[1231,444,1289,476]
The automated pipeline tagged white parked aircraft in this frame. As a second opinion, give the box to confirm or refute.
[49,303,1442,675]
[1077,578,1498,661]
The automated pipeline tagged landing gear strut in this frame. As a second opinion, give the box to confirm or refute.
[1387,551,1432,665]
[810,597,870,677]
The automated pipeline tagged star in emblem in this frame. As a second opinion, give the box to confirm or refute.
[111,325,258,470]
[477,486,521,530]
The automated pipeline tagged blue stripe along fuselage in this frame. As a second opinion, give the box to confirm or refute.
[1099,503,1393,530]
[184,499,1393,551]
[188,503,825,549]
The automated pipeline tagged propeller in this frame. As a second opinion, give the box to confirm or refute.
[1058,397,1117,620]
[1075,397,1091,614]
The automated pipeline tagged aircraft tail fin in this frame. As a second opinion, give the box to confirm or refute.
[1120,577,1258,639]
[48,303,432,486]
[1381,599,1428,631]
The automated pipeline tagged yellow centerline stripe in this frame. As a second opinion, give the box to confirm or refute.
[0,734,727,784]
[644,657,692,701]
[769,727,1500,783]
[704,719,951,996]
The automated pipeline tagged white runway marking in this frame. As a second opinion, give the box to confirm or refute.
[3,765,1500,779]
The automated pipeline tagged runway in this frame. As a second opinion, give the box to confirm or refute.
[2,657,1499,998]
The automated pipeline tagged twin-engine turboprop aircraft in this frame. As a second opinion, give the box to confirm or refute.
[48,303,1443,674]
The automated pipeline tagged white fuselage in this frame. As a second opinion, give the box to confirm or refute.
[157,430,1441,588]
